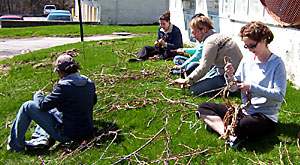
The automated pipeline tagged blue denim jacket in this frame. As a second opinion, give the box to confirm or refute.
[33,73,97,138]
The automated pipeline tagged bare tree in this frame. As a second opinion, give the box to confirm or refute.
[0,0,74,15]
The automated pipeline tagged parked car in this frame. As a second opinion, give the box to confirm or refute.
[0,15,23,27]
[44,5,56,15]
[49,10,71,15]
[47,12,72,21]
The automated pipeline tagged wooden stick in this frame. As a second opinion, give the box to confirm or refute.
[113,119,167,164]
[279,142,284,165]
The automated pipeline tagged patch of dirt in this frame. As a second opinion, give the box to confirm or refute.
[0,64,10,74]
[51,48,81,60]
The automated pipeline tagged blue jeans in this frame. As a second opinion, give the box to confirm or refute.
[190,70,225,96]
[7,101,71,151]
[173,55,188,66]
[173,56,200,76]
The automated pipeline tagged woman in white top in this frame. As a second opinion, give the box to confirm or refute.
[197,21,287,148]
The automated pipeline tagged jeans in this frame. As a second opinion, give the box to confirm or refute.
[173,55,188,65]
[190,71,225,96]
[32,108,63,139]
[172,56,200,76]
[7,101,71,151]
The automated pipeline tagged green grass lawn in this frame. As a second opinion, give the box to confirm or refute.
[0,25,299,164]
[0,24,157,38]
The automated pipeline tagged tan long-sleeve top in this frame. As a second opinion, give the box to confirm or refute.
[187,30,243,85]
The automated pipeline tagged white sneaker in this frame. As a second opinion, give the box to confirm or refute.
[6,144,11,151]
[226,135,243,149]
[195,111,201,119]
[7,144,24,152]
[25,136,50,150]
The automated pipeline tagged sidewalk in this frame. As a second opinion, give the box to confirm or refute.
[0,33,138,60]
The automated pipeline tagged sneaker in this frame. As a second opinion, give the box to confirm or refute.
[25,136,50,150]
[31,132,40,139]
[226,135,243,149]
[7,144,25,152]
[195,111,201,119]
[171,70,181,75]
[128,59,142,62]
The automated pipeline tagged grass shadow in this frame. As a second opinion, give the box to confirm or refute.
[240,121,300,152]
[24,120,124,156]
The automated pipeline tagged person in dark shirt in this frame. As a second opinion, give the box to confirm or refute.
[7,55,97,152]
[129,11,183,62]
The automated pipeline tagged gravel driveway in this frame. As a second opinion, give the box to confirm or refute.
[0,33,138,60]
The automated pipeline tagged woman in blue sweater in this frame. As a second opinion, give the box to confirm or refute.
[129,11,183,62]
[197,21,287,148]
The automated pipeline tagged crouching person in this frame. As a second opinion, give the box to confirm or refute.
[7,55,97,152]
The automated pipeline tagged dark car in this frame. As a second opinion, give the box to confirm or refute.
[0,15,23,28]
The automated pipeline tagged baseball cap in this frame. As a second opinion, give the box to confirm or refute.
[54,55,75,71]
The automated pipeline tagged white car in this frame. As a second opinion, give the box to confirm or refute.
[44,5,56,15]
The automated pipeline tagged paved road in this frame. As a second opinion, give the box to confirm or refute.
[0,33,138,60]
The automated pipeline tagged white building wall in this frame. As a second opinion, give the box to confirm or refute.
[170,0,300,88]
[96,0,168,25]
[75,0,168,24]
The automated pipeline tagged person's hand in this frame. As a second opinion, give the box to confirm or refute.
[154,40,159,47]
[237,82,250,92]
[171,65,182,71]
[149,55,160,60]
[224,63,235,78]
[176,48,185,54]
[37,90,44,95]
[158,39,167,47]
[172,78,188,88]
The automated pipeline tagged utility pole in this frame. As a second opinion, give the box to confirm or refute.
[77,0,84,42]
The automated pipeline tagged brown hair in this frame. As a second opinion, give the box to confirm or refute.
[239,21,274,44]
[159,11,170,22]
[189,16,214,30]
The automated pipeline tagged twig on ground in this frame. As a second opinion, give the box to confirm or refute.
[0,138,8,150]
[92,131,119,165]
[158,90,197,107]
[174,124,183,135]
[178,144,196,152]
[237,154,258,164]
[253,150,266,165]
[147,149,210,164]
[281,109,300,115]
[112,118,168,164]
[147,105,158,127]
[192,87,225,100]
[279,142,284,165]
[297,136,300,152]
[284,141,293,165]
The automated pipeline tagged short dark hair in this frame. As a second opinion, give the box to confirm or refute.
[239,21,274,44]
[191,13,205,19]
[159,11,170,22]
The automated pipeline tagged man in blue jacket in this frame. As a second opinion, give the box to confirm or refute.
[7,55,97,152]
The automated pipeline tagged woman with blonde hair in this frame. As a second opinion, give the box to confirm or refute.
[172,16,243,96]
